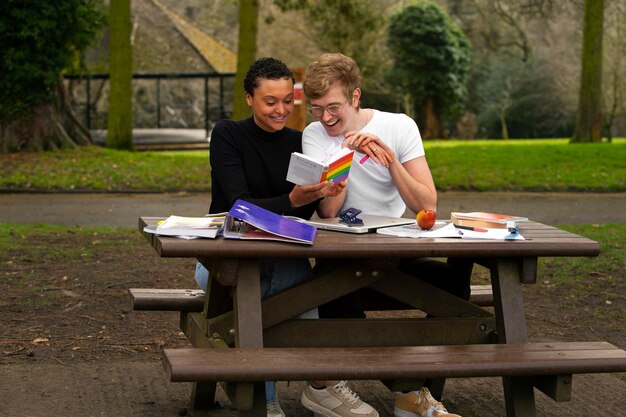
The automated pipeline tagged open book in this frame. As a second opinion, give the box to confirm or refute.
[223,200,317,245]
[377,221,525,240]
[451,212,528,229]
[286,145,354,185]
[145,215,225,239]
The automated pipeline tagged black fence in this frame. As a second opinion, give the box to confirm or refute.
[64,72,236,133]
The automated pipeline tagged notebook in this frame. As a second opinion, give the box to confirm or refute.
[306,214,415,234]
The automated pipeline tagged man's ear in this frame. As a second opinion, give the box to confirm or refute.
[245,93,253,107]
[351,88,361,108]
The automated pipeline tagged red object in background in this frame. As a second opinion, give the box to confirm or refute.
[294,82,303,105]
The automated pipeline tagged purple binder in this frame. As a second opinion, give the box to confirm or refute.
[224,199,317,245]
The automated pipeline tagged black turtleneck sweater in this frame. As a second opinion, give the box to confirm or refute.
[209,117,318,220]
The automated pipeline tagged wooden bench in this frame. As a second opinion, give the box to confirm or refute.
[130,288,206,311]
[162,342,626,405]
[129,284,495,312]
[163,342,626,382]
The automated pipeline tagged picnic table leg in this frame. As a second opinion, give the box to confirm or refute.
[189,382,217,410]
[232,259,266,417]
[491,258,537,417]
[426,258,474,401]
[187,260,232,410]
[236,382,267,417]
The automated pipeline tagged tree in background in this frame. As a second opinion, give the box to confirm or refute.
[474,54,573,139]
[0,0,105,152]
[234,0,384,120]
[107,0,133,150]
[451,0,555,63]
[386,0,470,138]
[571,0,604,143]
[232,0,259,120]
[272,0,385,82]
[601,0,625,141]
[446,0,571,139]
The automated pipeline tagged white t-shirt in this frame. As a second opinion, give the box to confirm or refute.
[302,109,425,217]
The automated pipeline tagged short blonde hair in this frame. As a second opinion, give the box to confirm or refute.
[304,53,361,103]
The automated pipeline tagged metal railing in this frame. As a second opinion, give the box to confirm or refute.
[64,72,236,132]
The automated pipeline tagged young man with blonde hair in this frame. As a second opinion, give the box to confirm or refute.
[302,52,468,417]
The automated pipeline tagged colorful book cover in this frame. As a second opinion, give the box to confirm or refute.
[320,149,353,183]
[224,200,317,245]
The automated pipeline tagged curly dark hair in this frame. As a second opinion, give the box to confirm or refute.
[243,57,295,96]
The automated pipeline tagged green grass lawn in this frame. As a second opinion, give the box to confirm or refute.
[0,139,624,192]
[426,139,626,191]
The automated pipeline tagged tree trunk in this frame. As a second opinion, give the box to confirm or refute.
[232,0,259,120]
[403,93,414,120]
[571,0,604,143]
[421,97,444,139]
[500,108,510,140]
[0,79,92,152]
[106,0,134,150]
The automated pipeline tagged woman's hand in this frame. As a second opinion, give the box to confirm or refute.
[288,180,346,207]
[343,131,393,167]
[320,179,347,198]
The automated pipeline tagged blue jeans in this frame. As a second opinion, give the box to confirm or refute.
[194,259,317,403]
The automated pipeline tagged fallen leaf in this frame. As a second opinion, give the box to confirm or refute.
[32,337,49,345]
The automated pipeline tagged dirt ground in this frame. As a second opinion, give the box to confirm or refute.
[1,192,625,416]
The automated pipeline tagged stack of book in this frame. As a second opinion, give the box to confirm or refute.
[145,215,225,239]
[450,212,528,229]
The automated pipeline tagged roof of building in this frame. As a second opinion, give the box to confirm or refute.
[150,0,236,73]
[84,0,236,74]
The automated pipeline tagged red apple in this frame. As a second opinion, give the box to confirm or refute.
[417,209,436,230]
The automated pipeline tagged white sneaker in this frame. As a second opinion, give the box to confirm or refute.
[267,398,286,417]
[301,381,379,417]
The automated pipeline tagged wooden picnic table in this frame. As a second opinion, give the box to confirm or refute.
[139,218,605,417]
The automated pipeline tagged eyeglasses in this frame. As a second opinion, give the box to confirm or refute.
[307,101,349,117]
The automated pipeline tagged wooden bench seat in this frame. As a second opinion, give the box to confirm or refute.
[163,342,626,383]
[130,284,495,311]
[130,288,205,311]
[467,284,494,306]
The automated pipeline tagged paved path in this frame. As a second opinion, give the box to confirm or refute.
[91,128,210,150]
[2,191,624,227]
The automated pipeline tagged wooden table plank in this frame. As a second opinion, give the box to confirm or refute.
[140,218,600,259]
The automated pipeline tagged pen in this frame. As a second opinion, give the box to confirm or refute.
[455,225,488,232]
[359,154,369,164]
